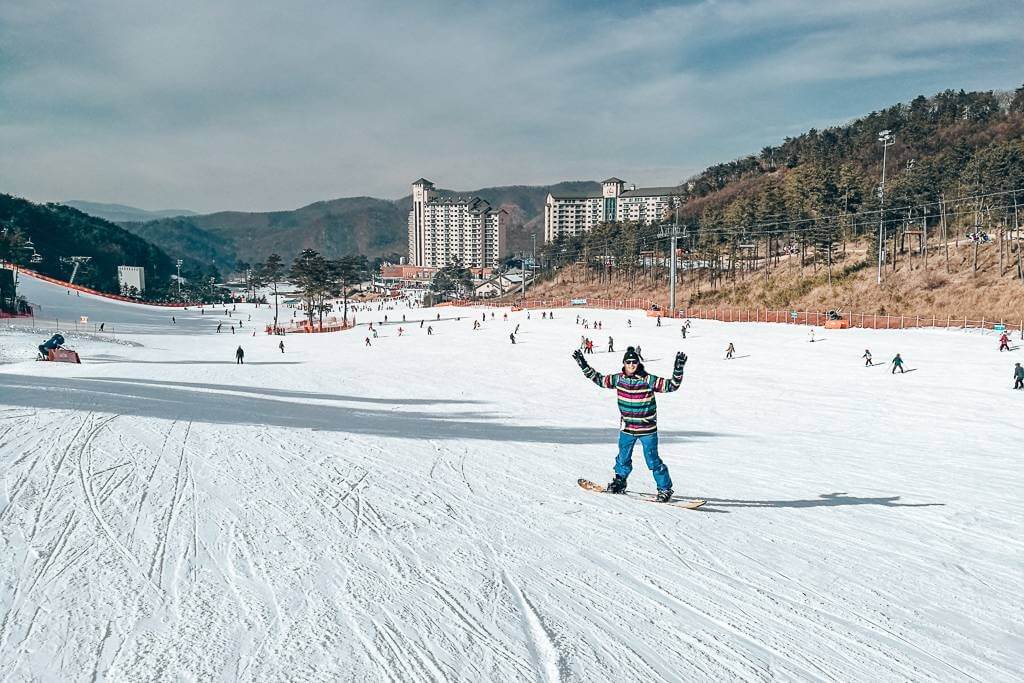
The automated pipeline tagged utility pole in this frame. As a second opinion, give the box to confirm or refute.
[877,130,895,284]
[660,208,683,314]
[176,259,183,298]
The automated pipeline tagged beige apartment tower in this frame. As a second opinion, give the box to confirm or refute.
[544,177,682,242]
[408,179,507,268]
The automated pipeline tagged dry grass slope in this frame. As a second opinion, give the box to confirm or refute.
[524,238,1024,323]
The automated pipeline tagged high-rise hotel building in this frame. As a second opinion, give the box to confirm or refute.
[408,178,508,268]
[544,177,682,242]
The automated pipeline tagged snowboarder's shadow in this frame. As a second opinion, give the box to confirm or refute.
[866,362,885,367]
[726,354,751,360]
[893,368,918,374]
[686,491,943,513]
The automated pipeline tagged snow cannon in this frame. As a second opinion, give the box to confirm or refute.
[37,334,81,363]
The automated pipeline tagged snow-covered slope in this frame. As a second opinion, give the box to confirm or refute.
[0,283,1021,681]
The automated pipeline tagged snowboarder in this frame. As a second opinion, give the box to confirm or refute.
[99,323,105,332]
[1015,362,1024,389]
[420,320,424,328]
[398,327,404,336]
[427,326,433,335]
[573,346,687,502]
[510,333,516,344]
[514,324,520,335]
[680,325,686,339]
[279,340,285,353]
[809,329,816,342]
[542,312,547,319]
[863,349,873,366]
[657,316,662,327]
[171,317,175,324]
[891,353,905,374]
[217,323,223,333]
[231,326,235,334]
[627,319,632,328]
[725,343,735,360]
[608,337,614,353]
[636,346,643,361]
[999,332,1010,352]
[235,346,244,364]
[365,337,371,347]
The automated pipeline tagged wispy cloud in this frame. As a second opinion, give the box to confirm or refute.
[0,0,1019,212]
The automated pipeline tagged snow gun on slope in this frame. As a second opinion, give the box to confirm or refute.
[36,334,81,364]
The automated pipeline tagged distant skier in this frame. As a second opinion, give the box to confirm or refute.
[809,329,816,342]
[636,346,643,361]
[627,319,632,328]
[510,333,516,344]
[235,346,244,364]
[171,317,175,324]
[891,353,905,374]
[279,340,285,353]
[365,337,371,347]
[542,312,547,319]
[231,326,235,334]
[999,332,1010,352]
[99,323,105,332]
[573,346,687,502]
[680,325,686,339]
[427,325,433,335]
[725,342,735,360]
[420,320,424,328]
[217,323,223,333]
[608,337,614,353]
[1015,363,1024,389]
[862,349,873,366]
[656,316,662,327]
[514,324,520,335]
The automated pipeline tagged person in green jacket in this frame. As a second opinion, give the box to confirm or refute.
[891,353,905,374]
[1014,362,1023,390]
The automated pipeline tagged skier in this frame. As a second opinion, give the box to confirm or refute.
[891,353,905,374]
[809,329,816,343]
[1015,362,1024,389]
[420,320,424,328]
[365,337,371,347]
[542,312,547,319]
[510,332,516,344]
[171,317,175,324]
[627,319,632,328]
[999,332,1010,352]
[217,323,223,333]
[99,323,105,332]
[608,337,614,353]
[680,325,686,339]
[235,346,244,364]
[231,326,235,334]
[725,342,735,360]
[636,345,643,361]
[657,316,662,327]
[863,349,873,366]
[398,327,404,336]
[427,325,433,335]
[514,324,520,335]
[573,346,687,502]
[279,340,285,353]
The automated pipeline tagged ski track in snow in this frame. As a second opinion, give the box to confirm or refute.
[1,276,1022,681]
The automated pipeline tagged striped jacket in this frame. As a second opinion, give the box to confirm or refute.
[581,365,683,435]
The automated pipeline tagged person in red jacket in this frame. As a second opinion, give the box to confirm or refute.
[998,332,1010,352]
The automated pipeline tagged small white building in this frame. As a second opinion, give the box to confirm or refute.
[474,271,533,298]
[117,266,146,294]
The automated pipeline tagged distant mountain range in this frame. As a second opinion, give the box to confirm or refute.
[78,181,601,270]
[63,200,196,224]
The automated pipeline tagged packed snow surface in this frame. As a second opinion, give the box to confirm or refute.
[1,274,1022,681]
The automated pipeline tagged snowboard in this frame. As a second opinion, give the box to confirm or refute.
[577,478,706,510]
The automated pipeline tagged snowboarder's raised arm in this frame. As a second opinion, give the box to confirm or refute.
[573,349,617,388]
[650,352,687,393]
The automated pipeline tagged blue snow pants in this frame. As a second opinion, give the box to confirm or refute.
[614,431,672,490]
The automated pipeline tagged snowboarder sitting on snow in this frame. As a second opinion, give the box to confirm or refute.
[573,345,686,503]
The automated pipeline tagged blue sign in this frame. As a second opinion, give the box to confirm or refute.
[790,311,798,320]
[570,298,588,305]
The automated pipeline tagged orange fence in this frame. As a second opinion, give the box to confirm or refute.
[677,307,1024,334]
[440,295,1022,335]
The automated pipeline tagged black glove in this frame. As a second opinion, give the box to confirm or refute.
[674,351,687,371]
[573,349,588,369]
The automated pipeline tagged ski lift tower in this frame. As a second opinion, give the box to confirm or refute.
[59,256,92,284]
[659,212,685,315]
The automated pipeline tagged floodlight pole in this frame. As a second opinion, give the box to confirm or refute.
[877,130,895,284]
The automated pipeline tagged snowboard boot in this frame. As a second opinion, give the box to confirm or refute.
[655,488,674,503]
[606,475,627,494]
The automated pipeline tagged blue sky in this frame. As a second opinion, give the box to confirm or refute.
[0,0,1020,213]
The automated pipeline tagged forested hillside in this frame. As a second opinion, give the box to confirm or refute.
[1,194,175,296]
